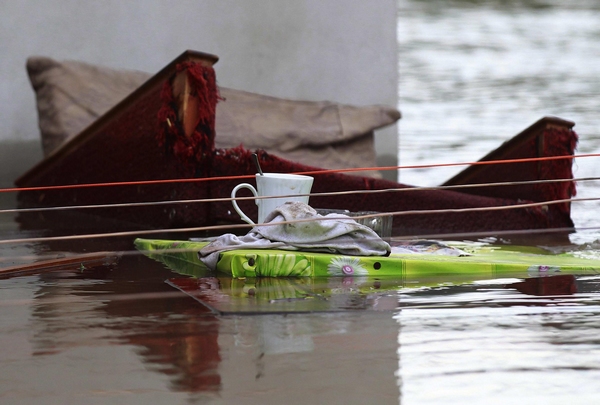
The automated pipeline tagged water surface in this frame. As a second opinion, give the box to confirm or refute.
[2,1,600,404]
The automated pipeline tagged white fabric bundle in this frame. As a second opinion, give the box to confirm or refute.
[199,202,391,270]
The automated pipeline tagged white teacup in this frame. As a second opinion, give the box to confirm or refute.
[231,173,314,224]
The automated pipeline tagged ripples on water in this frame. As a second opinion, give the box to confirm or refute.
[398,0,600,244]
[399,303,600,404]
[396,2,600,403]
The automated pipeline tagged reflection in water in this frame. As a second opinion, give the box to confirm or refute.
[505,274,577,296]
[119,313,221,393]
[7,232,600,404]
[7,206,406,401]
[19,254,403,402]
[28,255,222,396]
[166,275,403,313]
[8,204,600,404]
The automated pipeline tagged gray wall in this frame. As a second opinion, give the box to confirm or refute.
[0,0,399,180]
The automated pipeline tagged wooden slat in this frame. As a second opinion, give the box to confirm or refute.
[0,252,120,278]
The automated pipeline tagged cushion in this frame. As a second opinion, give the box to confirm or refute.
[26,56,400,177]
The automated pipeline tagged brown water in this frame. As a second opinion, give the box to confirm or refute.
[3,233,600,404]
[3,1,600,404]
[0,244,402,404]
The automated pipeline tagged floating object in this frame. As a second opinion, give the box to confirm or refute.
[135,238,600,279]
[230,173,314,224]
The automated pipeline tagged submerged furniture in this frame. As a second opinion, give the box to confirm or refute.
[16,50,578,240]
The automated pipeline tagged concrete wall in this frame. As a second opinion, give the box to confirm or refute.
[0,0,399,180]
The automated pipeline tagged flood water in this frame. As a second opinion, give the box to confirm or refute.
[2,1,600,404]
[397,0,600,245]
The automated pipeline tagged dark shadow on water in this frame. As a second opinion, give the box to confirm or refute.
[505,274,577,296]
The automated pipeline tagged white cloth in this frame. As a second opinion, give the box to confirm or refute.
[198,202,391,270]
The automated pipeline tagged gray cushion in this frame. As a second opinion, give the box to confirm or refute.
[26,56,400,177]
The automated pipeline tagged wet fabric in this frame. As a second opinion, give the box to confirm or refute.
[198,202,391,270]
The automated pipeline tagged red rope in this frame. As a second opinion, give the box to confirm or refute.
[2,153,598,194]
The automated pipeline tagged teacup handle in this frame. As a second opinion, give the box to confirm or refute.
[231,183,258,225]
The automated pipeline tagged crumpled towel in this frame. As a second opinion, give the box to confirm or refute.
[198,202,391,270]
